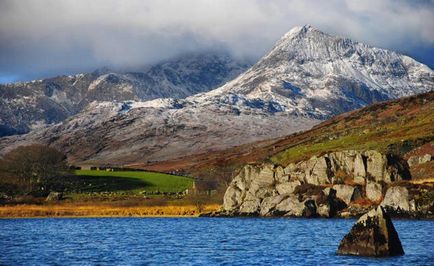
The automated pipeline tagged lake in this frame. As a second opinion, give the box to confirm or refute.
[1,218,433,265]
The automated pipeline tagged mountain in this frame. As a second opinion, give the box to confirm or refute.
[0,51,250,136]
[1,25,433,166]
[199,25,433,119]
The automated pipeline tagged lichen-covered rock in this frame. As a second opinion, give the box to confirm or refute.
[275,181,301,195]
[353,153,367,178]
[366,181,383,202]
[283,163,296,175]
[337,206,404,257]
[223,186,243,211]
[275,195,305,216]
[381,186,411,212]
[364,150,389,182]
[305,156,331,185]
[222,150,412,217]
[223,164,275,212]
[258,164,275,183]
[333,184,355,205]
[239,194,261,215]
[282,150,406,186]
[274,165,287,183]
[259,194,289,216]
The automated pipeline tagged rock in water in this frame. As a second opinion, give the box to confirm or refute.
[337,206,404,257]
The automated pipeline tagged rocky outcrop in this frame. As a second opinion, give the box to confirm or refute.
[337,206,404,257]
[332,185,355,205]
[280,150,408,186]
[222,150,432,218]
[381,186,413,213]
[366,181,383,202]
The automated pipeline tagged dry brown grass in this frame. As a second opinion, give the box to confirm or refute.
[352,198,375,206]
[409,178,434,185]
[0,203,220,218]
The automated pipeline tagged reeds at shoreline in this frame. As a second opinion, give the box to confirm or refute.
[0,204,220,218]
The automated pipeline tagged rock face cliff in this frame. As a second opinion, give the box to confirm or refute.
[222,150,432,218]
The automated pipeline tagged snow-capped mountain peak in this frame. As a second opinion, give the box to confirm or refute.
[200,25,433,119]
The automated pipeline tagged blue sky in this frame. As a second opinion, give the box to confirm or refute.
[1,0,433,83]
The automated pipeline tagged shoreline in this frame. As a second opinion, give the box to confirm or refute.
[0,204,221,219]
[1,206,432,220]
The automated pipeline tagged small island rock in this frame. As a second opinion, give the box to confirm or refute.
[337,206,404,257]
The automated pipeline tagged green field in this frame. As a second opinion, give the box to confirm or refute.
[73,170,194,194]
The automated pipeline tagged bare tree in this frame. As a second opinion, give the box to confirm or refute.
[0,144,67,192]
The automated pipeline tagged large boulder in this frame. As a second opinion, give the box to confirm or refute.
[381,186,411,212]
[304,156,331,185]
[223,164,274,212]
[259,194,288,216]
[282,150,407,186]
[364,150,390,182]
[353,153,367,179]
[275,195,306,216]
[337,206,404,257]
[333,184,355,205]
[239,193,261,215]
[274,165,288,183]
[275,181,301,195]
[223,186,242,211]
[366,181,383,202]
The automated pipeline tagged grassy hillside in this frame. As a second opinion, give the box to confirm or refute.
[73,170,194,194]
[271,92,434,165]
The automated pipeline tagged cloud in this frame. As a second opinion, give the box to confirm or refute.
[0,0,433,82]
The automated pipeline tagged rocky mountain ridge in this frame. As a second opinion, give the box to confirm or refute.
[0,51,250,136]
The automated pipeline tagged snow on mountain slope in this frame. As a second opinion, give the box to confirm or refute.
[199,25,433,118]
[0,51,250,136]
[1,25,433,166]
[0,98,318,165]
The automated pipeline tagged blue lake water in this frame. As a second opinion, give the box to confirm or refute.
[0,217,433,265]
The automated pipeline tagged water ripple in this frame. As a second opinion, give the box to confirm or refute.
[0,217,433,265]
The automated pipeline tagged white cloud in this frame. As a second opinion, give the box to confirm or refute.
[0,0,433,81]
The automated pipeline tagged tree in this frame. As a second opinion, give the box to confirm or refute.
[0,144,67,193]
